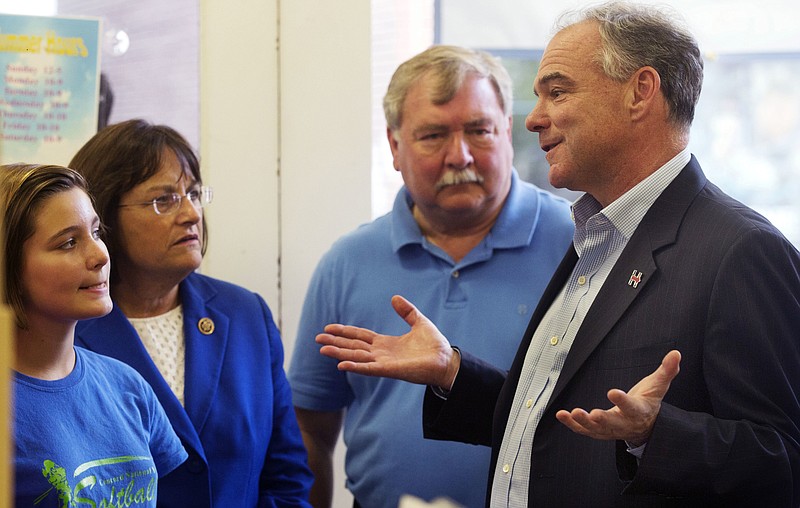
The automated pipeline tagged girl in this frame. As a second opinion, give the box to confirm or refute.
[1,163,186,507]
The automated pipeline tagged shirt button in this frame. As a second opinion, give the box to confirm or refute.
[550,336,559,346]
[502,464,510,474]
[526,399,533,408]
[578,275,586,285]
[452,270,459,278]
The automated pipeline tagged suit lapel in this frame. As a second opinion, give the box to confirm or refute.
[549,234,659,404]
[75,307,205,456]
[545,157,707,408]
[180,274,229,435]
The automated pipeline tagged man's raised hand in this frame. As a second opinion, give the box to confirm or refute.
[316,295,460,389]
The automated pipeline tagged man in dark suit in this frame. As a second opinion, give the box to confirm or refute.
[315,2,800,507]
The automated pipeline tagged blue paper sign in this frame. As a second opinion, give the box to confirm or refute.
[0,13,100,165]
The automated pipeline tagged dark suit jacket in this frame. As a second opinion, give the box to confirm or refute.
[75,273,313,507]
[423,158,800,507]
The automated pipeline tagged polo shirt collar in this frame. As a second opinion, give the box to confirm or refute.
[390,169,540,253]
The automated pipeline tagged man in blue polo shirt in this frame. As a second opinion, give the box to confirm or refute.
[288,45,574,508]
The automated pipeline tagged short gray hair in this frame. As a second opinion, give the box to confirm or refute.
[383,45,513,131]
[558,1,703,129]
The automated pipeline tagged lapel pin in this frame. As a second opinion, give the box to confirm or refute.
[198,317,215,335]
[628,270,643,288]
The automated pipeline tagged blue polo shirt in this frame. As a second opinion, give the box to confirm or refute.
[289,170,574,508]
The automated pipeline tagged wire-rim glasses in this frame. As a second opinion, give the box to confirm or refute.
[118,186,213,215]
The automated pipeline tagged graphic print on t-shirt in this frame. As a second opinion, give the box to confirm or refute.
[33,455,156,507]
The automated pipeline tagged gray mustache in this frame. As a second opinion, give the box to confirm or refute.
[434,169,484,190]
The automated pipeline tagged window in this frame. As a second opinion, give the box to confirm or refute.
[493,49,800,246]
[371,0,800,246]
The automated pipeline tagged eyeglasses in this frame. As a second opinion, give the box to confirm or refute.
[119,186,213,215]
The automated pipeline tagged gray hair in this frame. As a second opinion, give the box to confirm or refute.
[558,1,703,129]
[383,45,513,131]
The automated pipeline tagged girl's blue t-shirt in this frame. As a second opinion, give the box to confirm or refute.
[13,346,187,507]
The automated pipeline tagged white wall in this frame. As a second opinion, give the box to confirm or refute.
[199,0,372,357]
[279,1,372,364]
[199,1,371,506]
[199,0,282,308]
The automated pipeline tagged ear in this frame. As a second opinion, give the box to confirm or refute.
[386,127,401,171]
[628,66,661,122]
[505,115,513,142]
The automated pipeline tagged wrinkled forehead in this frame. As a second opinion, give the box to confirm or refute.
[535,22,601,87]
[128,154,197,196]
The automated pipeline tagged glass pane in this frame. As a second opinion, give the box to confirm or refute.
[495,49,800,247]
[56,0,200,150]
[693,54,800,245]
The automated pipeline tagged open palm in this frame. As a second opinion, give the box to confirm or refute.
[316,295,459,388]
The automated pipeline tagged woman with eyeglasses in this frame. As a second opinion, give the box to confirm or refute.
[2,163,187,506]
[69,119,313,508]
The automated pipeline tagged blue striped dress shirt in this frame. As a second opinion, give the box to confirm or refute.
[490,149,691,507]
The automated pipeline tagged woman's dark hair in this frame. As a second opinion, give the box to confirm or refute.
[69,119,208,284]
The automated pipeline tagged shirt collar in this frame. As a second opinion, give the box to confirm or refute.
[572,148,691,239]
[390,169,540,252]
